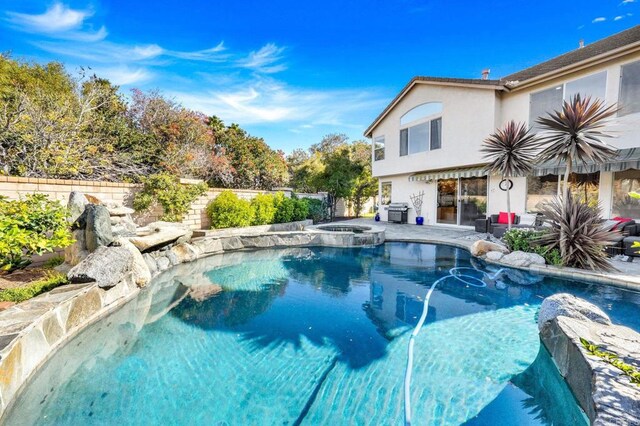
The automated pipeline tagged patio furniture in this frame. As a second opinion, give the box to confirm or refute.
[474,217,488,233]
[623,236,640,261]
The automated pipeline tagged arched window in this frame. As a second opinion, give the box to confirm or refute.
[400,102,442,126]
[399,102,442,156]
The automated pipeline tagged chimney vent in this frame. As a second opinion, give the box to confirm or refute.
[579,39,585,49]
[481,69,490,80]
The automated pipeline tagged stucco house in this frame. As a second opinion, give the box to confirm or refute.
[365,25,640,227]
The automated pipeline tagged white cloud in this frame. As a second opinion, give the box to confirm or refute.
[621,0,635,4]
[167,42,229,62]
[592,17,606,23]
[615,15,625,20]
[92,66,153,86]
[6,2,88,33]
[167,77,386,127]
[237,43,287,73]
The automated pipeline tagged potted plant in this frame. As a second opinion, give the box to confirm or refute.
[410,191,425,225]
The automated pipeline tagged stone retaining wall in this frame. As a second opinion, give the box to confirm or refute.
[0,175,297,230]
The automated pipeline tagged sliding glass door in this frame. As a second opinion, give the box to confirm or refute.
[437,176,487,226]
[437,179,457,224]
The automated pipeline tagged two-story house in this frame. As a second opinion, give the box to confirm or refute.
[366,25,640,226]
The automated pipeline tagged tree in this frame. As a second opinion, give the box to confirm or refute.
[319,145,363,220]
[210,118,288,190]
[536,95,619,199]
[349,140,377,217]
[481,121,541,229]
[536,95,619,259]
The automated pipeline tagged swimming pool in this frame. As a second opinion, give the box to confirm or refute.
[6,243,640,425]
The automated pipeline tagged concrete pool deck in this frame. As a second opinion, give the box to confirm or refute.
[341,218,640,289]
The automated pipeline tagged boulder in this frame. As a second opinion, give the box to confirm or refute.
[64,229,89,266]
[112,237,151,287]
[84,194,102,205]
[67,191,88,224]
[85,204,113,252]
[470,239,509,257]
[170,243,199,264]
[67,245,133,289]
[538,294,640,424]
[485,251,504,261]
[538,293,611,331]
[112,215,137,237]
[107,205,135,216]
[500,251,545,267]
[127,221,192,252]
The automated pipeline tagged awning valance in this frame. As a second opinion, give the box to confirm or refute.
[409,166,488,182]
[533,147,640,176]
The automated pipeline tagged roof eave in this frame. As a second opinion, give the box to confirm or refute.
[505,40,640,91]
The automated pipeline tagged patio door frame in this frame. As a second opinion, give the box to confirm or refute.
[436,175,488,226]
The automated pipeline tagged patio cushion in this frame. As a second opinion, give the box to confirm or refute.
[519,213,537,226]
[602,219,620,231]
[497,212,516,224]
[612,217,634,230]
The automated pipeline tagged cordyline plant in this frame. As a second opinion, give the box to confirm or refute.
[481,120,541,229]
[536,95,619,198]
[537,193,619,271]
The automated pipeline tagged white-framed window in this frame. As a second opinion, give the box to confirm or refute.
[619,60,640,116]
[399,102,442,156]
[381,182,392,205]
[374,136,385,161]
[611,169,640,218]
[529,71,607,130]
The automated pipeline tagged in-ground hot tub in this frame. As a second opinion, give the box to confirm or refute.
[315,224,371,233]
[305,223,385,246]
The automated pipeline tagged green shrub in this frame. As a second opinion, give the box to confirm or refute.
[0,194,74,272]
[304,198,326,223]
[273,192,295,223]
[292,198,309,222]
[250,193,276,225]
[133,173,207,222]
[0,270,68,302]
[503,228,563,266]
[207,191,253,229]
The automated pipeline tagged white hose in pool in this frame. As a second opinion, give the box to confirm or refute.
[403,267,505,426]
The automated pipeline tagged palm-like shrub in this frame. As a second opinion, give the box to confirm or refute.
[537,193,619,271]
[481,120,541,229]
[536,95,618,197]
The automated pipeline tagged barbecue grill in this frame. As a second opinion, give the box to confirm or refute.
[387,202,410,224]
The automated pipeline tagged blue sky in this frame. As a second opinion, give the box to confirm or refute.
[1,0,639,153]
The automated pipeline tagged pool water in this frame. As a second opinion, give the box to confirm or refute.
[6,243,640,425]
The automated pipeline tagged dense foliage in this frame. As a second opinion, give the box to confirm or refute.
[206,191,253,229]
[537,194,619,271]
[286,134,377,219]
[0,194,74,271]
[502,228,563,266]
[207,191,319,229]
[133,173,208,222]
[0,55,287,190]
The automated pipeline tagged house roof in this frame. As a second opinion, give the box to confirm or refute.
[364,25,640,138]
[502,25,640,84]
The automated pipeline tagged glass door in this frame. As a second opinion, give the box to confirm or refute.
[459,177,488,226]
[437,179,458,224]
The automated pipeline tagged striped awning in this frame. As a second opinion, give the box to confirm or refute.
[409,166,488,182]
[533,147,640,176]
